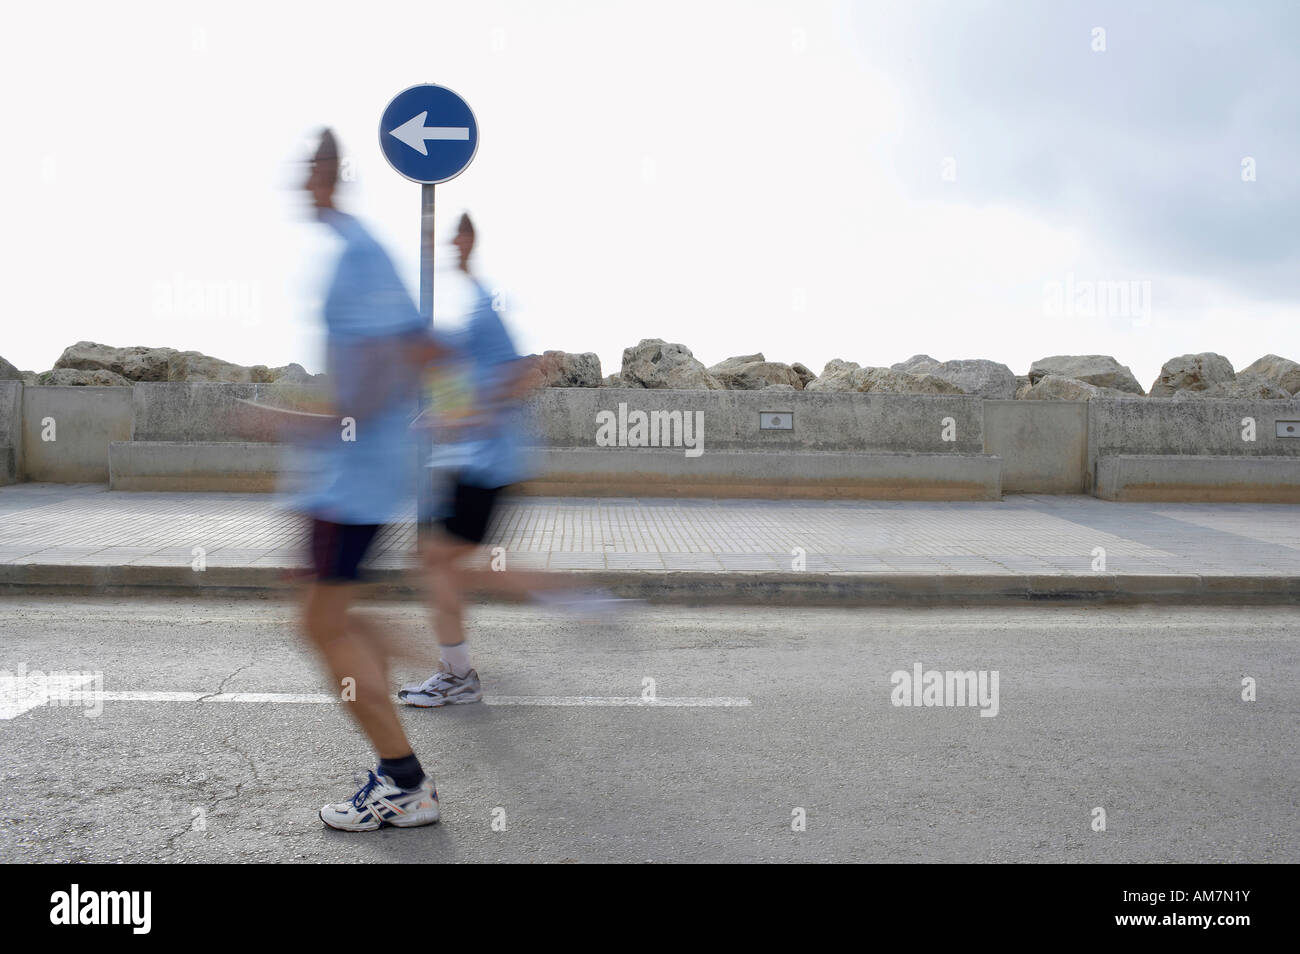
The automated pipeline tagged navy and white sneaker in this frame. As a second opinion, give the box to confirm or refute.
[398,669,483,707]
[319,770,439,832]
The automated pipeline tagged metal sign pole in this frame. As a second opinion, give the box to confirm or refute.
[380,83,476,536]
[419,182,436,325]
[416,182,436,538]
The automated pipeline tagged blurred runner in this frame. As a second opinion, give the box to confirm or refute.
[295,128,441,831]
[400,214,624,708]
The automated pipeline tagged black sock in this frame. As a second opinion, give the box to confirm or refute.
[378,753,424,790]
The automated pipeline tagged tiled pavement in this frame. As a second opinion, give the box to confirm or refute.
[1,482,1298,577]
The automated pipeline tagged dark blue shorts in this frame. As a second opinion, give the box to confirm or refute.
[421,478,503,545]
[440,480,503,544]
[310,519,382,582]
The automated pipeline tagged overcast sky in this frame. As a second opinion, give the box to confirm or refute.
[3,0,1296,387]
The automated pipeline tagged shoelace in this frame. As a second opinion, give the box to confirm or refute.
[420,671,459,692]
[351,771,383,810]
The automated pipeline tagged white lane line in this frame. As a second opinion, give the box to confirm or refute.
[34,691,751,709]
[82,692,333,704]
[486,696,751,707]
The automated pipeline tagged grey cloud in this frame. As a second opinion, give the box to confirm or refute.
[850,0,1300,294]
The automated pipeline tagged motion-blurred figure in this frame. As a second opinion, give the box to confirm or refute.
[399,213,538,706]
[295,128,441,831]
[399,214,623,708]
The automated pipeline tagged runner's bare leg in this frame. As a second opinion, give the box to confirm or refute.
[303,582,411,758]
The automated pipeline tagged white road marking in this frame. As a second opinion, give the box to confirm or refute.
[486,696,751,707]
[89,691,332,704]
[2,689,751,717]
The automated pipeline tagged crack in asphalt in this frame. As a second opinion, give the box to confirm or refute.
[160,662,258,859]
[196,662,254,703]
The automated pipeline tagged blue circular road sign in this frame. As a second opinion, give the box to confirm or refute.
[379,84,478,184]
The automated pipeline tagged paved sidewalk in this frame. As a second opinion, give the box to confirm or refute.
[1,483,1298,603]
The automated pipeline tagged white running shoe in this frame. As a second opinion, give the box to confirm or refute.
[398,668,483,707]
[320,770,439,832]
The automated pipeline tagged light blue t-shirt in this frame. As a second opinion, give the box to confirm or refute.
[293,209,427,525]
[427,279,534,490]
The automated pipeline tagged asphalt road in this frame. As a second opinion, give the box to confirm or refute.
[0,597,1296,863]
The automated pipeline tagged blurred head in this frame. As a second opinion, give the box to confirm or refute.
[304,128,340,213]
[453,213,475,270]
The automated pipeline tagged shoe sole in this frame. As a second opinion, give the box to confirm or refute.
[320,808,441,832]
[398,691,483,708]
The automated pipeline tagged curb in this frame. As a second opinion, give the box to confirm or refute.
[1,564,1298,606]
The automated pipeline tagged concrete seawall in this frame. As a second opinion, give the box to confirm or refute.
[2,382,1298,501]
[984,400,1088,493]
[530,388,986,452]
[19,385,133,483]
[0,381,22,485]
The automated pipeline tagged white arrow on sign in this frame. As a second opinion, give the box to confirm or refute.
[388,111,470,155]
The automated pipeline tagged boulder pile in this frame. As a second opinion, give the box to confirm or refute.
[4,342,1298,401]
[0,342,322,387]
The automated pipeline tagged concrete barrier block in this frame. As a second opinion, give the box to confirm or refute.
[0,381,21,443]
[530,388,987,453]
[131,382,330,442]
[1096,454,1300,502]
[0,381,22,483]
[519,447,1002,500]
[22,386,133,483]
[1088,398,1300,493]
[109,441,292,492]
[106,438,1001,500]
[983,400,1087,493]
